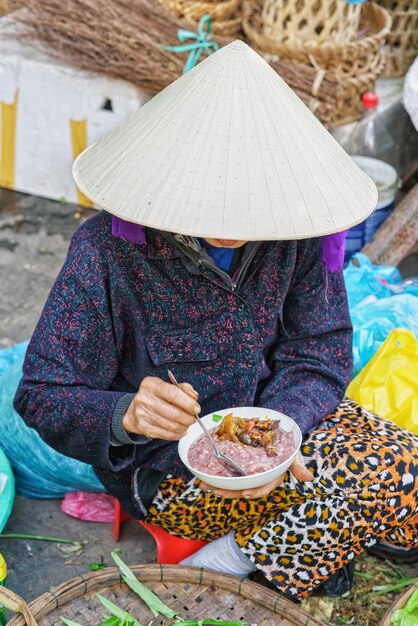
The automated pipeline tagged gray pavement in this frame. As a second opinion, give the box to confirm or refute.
[2,497,155,602]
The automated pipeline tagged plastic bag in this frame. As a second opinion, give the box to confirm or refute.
[0,342,104,498]
[314,560,355,598]
[343,253,402,309]
[61,492,115,522]
[0,449,14,533]
[349,294,418,376]
[347,329,418,434]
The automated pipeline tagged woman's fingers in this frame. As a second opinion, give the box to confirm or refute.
[241,474,284,498]
[144,394,198,428]
[122,376,200,439]
[199,483,244,499]
[199,474,284,499]
[179,382,199,400]
[199,453,313,499]
[289,452,313,482]
[146,377,201,415]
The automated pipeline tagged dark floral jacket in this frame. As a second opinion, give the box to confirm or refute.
[14,211,352,518]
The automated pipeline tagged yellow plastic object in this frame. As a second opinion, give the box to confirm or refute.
[0,553,6,583]
[347,328,418,434]
[0,553,7,626]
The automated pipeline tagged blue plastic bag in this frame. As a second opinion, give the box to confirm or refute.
[343,253,402,309]
[350,295,418,376]
[0,342,104,498]
[344,254,418,375]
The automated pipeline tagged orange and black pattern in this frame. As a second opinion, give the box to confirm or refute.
[146,399,418,599]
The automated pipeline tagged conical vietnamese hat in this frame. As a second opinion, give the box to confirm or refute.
[73,40,377,240]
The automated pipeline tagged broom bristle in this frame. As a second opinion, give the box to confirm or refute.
[11,0,205,92]
[9,0,335,123]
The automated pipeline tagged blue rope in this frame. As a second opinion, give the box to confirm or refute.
[162,15,219,74]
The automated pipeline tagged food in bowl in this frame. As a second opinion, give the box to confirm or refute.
[188,413,295,477]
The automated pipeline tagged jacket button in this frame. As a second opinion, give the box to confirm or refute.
[177,350,184,358]
[238,303,245,312]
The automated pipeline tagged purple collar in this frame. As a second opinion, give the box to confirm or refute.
[111,215,346,272]
[111,215,146,245]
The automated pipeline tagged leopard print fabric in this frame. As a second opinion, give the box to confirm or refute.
[146,399,418,599]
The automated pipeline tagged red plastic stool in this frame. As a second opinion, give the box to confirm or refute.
[112,499,131,541]
[112,500,208,564]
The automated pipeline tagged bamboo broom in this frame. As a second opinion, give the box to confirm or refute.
[9,0,337,124]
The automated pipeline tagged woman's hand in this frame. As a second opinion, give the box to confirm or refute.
[199,452,312,499]
[122,376,200,440]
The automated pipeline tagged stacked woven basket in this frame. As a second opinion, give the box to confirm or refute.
[378,0,418,77]
[157,0,394,126]
[0,0,10,15]
[242,0,392,126]
[157,0,243,35]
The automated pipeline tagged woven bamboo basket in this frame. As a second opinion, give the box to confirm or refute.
[331,51,388,125]
[378,0,418,77]
[0,0,11,15]
[5,565,322,626]
[263,46,386,127]
[379,579,418,625]
[157,0,243,35]
[243,0,392,77]
[262,0,362,46]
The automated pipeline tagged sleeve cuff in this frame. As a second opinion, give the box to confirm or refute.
[111,393,151,446]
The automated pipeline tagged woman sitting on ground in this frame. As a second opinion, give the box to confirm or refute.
[14,42,418,599]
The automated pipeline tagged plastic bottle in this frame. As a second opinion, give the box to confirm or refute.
[343,93,400,265]
[347,92,398,167]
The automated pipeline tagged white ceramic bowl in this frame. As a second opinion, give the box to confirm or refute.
[178,406,302,490]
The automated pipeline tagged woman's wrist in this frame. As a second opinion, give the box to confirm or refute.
[122,402,139,435]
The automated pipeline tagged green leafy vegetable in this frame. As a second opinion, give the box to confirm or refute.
[212,414,223,422]
[0,533,80,545]
[391,586,418,625]
[89,562,108,571]
[99,616,120,626]
[96,593,144,626]
[60,618,84,626]
[111,551,177,619]
[171,621,248,625]
[371,578,417,597]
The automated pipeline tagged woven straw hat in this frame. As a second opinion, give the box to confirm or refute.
[73,40,377,240]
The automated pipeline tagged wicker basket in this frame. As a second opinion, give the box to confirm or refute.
[332,51,388,125]
[266,53,384,127]
[262,0,362,46]
[243,0,392,77]
[379,579,418,625]
[158,0,243,35]
[5,565,322,626]
[378,0,418,77]
[261,40,386,128]
[0,0,10,15]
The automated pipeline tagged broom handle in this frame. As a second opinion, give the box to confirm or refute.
[0,587,39,626]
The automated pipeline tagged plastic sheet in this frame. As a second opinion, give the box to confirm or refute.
[0,342,104,498]
[0,448,14,533]
[61,492,115,522]
[343,253,401,309]
[349,295,418,376]
[344,254,418,375]
[347,329,418,434]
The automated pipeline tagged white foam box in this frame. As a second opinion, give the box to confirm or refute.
[0,15,151,206]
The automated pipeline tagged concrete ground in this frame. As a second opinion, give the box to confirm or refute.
[0,188,417,614]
